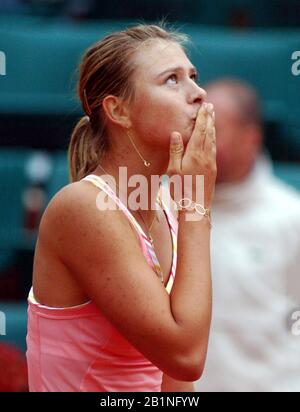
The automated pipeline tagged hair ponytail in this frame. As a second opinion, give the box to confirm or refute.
[68,116,105,182]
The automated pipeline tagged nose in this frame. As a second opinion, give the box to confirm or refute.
[198,86,207,101]
[188,82,207,106]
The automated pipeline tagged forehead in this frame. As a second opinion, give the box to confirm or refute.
[133,40,191,77]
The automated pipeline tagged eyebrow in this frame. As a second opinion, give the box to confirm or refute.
[156,65,198,79]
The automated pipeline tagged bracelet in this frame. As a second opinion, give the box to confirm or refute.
[175,198,212,227]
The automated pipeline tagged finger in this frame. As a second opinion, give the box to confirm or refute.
[204,118,216,152]
[166,131,184,176]
[188,103,208,151]
[206,124,216,145]
[201,104,215,149]
[206,111,214,137]
[206,103,214,116]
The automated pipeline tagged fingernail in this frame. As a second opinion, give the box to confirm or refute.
[207,103,213,113]
[172,132,181,144]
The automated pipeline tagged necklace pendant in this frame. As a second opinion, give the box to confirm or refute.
[144,160,151,167]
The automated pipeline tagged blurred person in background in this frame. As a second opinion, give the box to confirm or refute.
[195,79,300,392]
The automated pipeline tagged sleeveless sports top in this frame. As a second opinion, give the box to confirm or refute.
[26,174,178,392]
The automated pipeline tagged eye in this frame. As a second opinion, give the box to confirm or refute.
[190,73,199,84]
[166,74,177,84]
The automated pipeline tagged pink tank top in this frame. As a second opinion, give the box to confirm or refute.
[26,174,178,392]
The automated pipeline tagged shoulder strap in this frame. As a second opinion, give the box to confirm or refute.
[82,174,151,239]
[82,174,177,294]
[159,185,178,293]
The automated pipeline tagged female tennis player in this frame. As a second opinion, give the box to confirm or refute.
[26,23,216,392]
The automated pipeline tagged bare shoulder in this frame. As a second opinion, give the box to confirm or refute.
[40,180,98,226]
[38,179,130,259]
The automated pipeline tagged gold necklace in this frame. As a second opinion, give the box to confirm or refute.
[96,164,159,248]
[126,131,151,167]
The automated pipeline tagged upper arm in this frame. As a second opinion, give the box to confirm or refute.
[41,182,197,381]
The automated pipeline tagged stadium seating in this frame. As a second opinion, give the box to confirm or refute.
[0,252,15,274]
[0,148,38,286]
[2,1,298,28]
[0,149,32,250]
[46,151,69,203]
[191,0,300,27]
[0,16,126,115]
[185,26,299,127]
[0,17,298,158]
[273,162,300,191]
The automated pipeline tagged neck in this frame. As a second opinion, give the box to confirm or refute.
[92,137,169,229]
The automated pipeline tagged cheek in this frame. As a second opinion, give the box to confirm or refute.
[131,90,191,144]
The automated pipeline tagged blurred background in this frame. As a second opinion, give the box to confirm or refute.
[0,0,299,391]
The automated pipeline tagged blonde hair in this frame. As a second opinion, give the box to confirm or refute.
[68,23,188,182]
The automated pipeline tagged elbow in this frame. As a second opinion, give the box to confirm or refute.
[182,353,206,382]
[166,351,206,382]
[176,339,208,381]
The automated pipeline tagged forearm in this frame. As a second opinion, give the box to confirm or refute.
[170,211,212,355]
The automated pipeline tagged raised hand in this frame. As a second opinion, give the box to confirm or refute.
[166,103,217,209]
